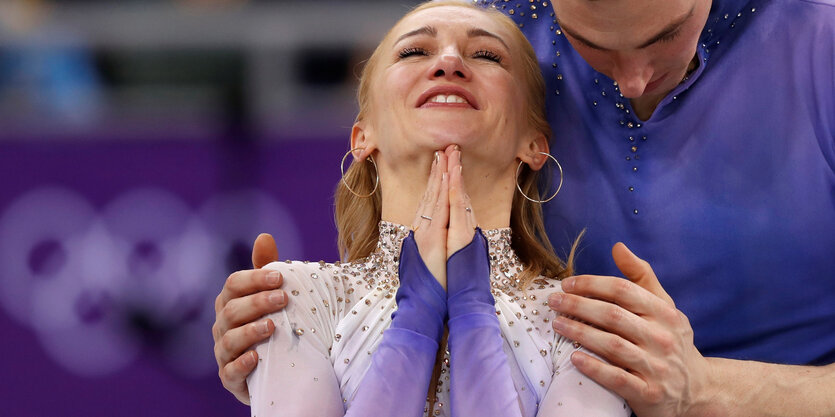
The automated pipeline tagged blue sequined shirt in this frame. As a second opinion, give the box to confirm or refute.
[482,0,835,365]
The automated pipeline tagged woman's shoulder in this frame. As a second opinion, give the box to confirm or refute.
[493,274,564,303]
[262,257,386,315]
[492,275,563,327]
[262,256,387,286]
[262,259,340,282]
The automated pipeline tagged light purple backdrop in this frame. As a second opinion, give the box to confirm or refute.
[0,136,349,416]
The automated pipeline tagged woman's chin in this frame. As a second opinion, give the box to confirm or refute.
[422,130,480,150]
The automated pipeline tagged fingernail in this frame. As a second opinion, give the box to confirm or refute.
[453,144,460,151]
[269,291,285,305]
[552,315,566,331]
[458,165,463,174]
[258,320,271,335]
[562,277,574,291]
[434,151,439,164]
[548,293,563,309]
[266,271,281,286]
[442,172,447,182]
[243,351,256,367]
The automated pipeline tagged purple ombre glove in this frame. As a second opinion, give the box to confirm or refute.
[447,229,524,417]
[346,232,447,417]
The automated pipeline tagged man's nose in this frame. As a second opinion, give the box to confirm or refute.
[610,54,653,98]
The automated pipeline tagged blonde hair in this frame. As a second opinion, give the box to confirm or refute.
[335,1,579,287]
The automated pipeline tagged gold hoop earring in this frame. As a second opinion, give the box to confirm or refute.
[340,147,380,198]
[515,151,563,204]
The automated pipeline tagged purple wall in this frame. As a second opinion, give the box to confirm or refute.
[0,138,348,416]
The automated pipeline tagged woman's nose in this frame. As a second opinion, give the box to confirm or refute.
[429,53,471,80]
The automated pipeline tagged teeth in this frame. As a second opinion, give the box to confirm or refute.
[428,94,468,104]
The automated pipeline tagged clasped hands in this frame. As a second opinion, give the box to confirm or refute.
[409,144,480,290]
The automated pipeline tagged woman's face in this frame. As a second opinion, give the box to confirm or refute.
[361,6,539,168]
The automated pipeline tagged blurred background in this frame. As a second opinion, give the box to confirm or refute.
[0,0,422,415]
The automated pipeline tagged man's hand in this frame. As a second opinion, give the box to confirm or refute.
[212,233,285,405]
[547,243,713,417]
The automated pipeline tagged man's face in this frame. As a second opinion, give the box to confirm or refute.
[553,0,711,100]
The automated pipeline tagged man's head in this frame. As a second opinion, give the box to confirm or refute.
[553,0,711,100]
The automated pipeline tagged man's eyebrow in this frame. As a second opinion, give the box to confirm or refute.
[558,6,694,51]
[395,26,437,44]
[467,28,509,49]
[636,7,694,48]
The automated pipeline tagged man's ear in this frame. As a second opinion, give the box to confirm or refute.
[350,122,377,160]
[517,133,550,170]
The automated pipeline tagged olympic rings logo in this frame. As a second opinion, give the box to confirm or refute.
[0,187,301,378]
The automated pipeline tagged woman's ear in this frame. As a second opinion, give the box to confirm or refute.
[517,133,550,171]
[350,121,377,160]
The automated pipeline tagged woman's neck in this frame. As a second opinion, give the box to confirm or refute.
[377,153,516,230]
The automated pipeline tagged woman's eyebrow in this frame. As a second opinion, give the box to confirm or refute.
[396,26,437,44]
[394,25,508,50]
[467,28,509,49]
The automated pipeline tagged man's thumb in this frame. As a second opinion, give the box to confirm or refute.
[612,242,675,306]
[252,233,279,268]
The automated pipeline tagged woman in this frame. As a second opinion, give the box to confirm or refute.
[247,2,628,416]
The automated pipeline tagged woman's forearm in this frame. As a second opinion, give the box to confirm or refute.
[446,231,525,417]
[347,233,446,417]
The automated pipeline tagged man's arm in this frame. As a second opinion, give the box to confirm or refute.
[549,243,835,417]
[700,358,835,416]
[212,233,286,405]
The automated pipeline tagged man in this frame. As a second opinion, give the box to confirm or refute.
[213,0,835,415]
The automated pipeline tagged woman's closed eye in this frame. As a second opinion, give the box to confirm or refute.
[397,47,503,64]
[472,49,502,63]
[398,47,429,59]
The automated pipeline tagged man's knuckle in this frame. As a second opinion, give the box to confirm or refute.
[213,342,223,363]
[612,279,632,298]
[653,361,671,378]
[211,323,222,342]
[642,384,663,404]
[252,292,269,311]
[214,293,224,312]
[653,332,676,355]
[606,336,626,355]
[605,305,624,324]
[611,371,629,390]
[220,334,233,354]
[659,305,680,324]
[221,303,237,325]
[226,270,242,288]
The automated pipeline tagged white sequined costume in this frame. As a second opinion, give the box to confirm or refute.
[248,222,629,416]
